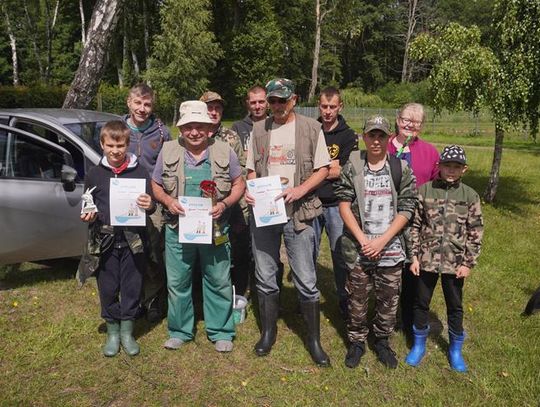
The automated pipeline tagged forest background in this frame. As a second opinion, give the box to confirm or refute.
[0,0,495,119]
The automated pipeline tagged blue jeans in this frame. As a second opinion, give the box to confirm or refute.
[313,205,348,302]
[251,217,319,302]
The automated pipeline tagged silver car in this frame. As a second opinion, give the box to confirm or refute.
[0,109,120,265]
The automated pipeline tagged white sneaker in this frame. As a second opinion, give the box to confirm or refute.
[164,338,184,350]
[214,340,233,352]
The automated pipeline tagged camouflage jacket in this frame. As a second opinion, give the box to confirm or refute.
[410,178,483,274]
[213,125,246,168]
[334,152,418,268]
[213,124,249,225]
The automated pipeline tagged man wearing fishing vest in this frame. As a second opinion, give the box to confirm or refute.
[151,101,245,353]
[245,78,331,366]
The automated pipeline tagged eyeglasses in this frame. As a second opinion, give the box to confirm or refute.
[268,97,289,105]
[399,116,423,126]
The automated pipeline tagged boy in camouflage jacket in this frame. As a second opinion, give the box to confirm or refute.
[405,145,483,372]
[335,115,417,369]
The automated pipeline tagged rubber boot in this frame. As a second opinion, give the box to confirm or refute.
[405,325,430,367]
[300,300,330,367]
[254,292,280,356]
[103,321,120,357]
[120,320,140,356]
[448,329,467,372]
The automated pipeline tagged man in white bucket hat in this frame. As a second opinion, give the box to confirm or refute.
[152,100,245,352]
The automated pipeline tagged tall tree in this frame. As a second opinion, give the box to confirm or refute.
[401,0,418,82]
[145,0,221,103]
[1,1,19,85]
[63,0,125,108]
[410,2,540,202]
[307,0,337,101]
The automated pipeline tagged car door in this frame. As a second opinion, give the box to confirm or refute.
[0,124,86,265]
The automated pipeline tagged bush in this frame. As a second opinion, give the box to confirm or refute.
[0,85,67,108]
[374,80,431,107]
[340,88,384,108]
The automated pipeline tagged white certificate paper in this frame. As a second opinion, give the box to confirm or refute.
[177,196,212,244]
[109,178,146,226]
[247,175,287,227]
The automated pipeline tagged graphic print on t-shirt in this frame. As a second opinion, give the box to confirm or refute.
[360,166,404,267]
[269,143,295,166]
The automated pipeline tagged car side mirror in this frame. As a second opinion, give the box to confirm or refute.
[61,164,77,192]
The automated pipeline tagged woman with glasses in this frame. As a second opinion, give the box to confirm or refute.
[388,103,439,187]
[387,102,439,336]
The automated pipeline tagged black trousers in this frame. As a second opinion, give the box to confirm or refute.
[399,263,417,332]
[413,272,464,334]
[97,246,144,322]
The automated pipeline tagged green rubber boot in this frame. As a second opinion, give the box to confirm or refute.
[120,320,140,356]
[103,321,120,357]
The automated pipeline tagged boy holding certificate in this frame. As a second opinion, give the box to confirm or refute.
[80,120,155,357]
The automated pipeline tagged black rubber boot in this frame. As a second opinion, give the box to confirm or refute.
[300,300,330,367]
[254,291,280,356]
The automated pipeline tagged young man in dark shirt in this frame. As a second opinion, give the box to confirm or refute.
[314,87,358,318]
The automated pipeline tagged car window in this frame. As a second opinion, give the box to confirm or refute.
[14,121,85,179]
[64,121,105,155]
[4,132,65,180]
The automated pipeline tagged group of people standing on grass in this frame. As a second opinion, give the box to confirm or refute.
[79,78,483,373]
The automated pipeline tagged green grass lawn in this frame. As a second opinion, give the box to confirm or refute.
[1,137,539,406]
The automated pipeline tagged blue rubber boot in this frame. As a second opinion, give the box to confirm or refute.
[448,330,467,372]
[405,325,430,367]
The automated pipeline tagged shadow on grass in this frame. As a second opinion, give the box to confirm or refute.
[464,171,539,214]
[1,258,79,290]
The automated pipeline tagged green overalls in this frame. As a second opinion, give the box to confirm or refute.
[164,159,235,342]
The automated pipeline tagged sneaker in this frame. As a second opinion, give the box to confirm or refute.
[374,338,398,369]
[163,338,184,350]
[215,340,234,352]
[344,342,365,368]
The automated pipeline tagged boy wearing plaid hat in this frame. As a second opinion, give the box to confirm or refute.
[406,145,484,372]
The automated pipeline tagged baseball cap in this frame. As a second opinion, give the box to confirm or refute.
[199,91,225,105]
[439,145,467,165]
[364,115,391,135]
[176,100,213,127]
[265,78,295,99]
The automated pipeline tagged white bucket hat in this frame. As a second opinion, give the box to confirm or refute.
[176,100,213,127]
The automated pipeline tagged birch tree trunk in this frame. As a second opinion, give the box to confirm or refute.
[44,0,60,82]
[308,1,335,102]
[308,0,322,102]
[79,0,87,45]
[401,0,418,83]
[483,124,504,202]
[23,0,45,80]
[2,4,19,86]
[63,0,125,109]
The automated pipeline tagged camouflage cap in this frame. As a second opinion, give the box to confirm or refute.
[439,145,467,164]
[363,115,391,135]
[199,91,225,105]
[265,78,295,99]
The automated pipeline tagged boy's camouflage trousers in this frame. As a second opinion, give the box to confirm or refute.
[345,262,402,343]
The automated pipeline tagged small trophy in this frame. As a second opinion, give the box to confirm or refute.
[81,186,98,214]
[200,180,229,246]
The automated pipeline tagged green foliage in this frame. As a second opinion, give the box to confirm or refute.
[0,85,66,107]
[142,0,223,102]
[339,87,383,107]
[410,23,499,115]
[492,0,540,138]
[374,80,431,107]
[229,0,284,101]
